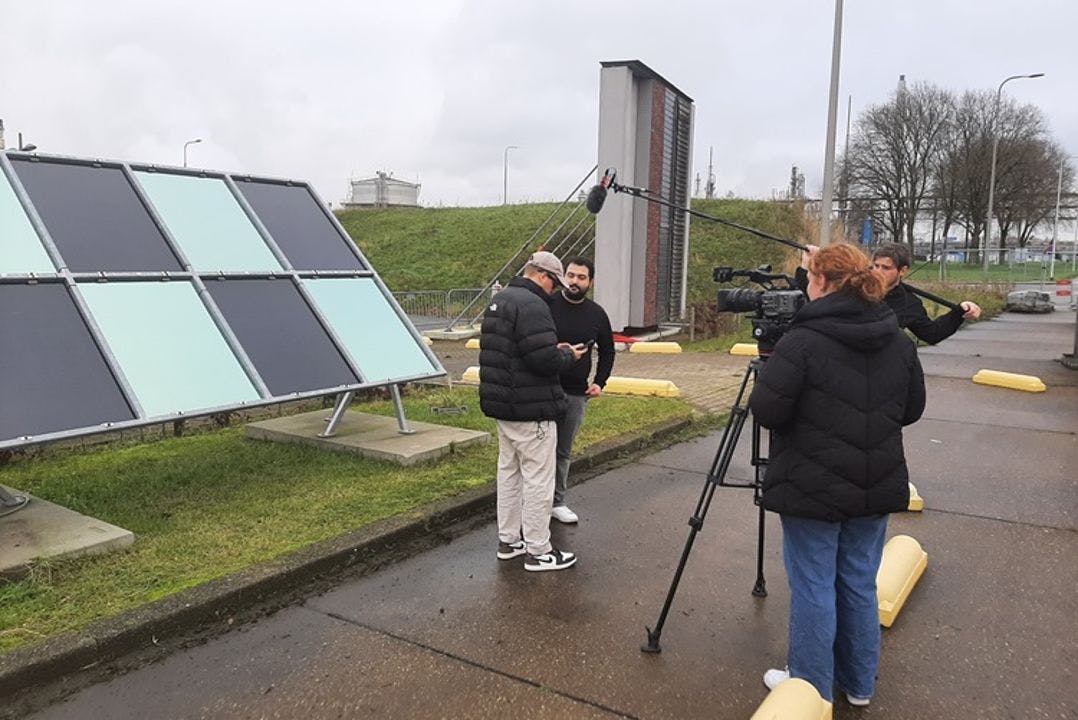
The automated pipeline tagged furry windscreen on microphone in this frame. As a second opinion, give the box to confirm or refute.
[585,184,607,214]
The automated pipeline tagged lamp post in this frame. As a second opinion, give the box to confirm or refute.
[1049,154,1075,280]
[183,138,202,168]
[503,145,518,205]
[818,0,844,246]
[983,73,1044,281]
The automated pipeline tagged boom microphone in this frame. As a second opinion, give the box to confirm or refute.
[585,168,618,214]
[585,185,607,214]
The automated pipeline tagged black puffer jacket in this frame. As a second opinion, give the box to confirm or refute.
[748,290,926,521]
[479,277,571,421]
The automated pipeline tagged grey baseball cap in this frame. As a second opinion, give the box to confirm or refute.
[528,251,566,288]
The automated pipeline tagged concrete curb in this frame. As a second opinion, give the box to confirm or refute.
[0,415,694,708]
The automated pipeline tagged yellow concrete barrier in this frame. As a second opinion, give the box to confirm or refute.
[628,341,682,354]
[877,535,927,628]
[972,369,1046,393]
[751,678,832,720]
[730,342,760,356]
[603,376,680,397]
[907,482,924,512]
[465,338,481,350]
[459,369,679,397]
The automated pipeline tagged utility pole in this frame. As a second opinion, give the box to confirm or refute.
[705,147,716,200]
[819,0,844,246]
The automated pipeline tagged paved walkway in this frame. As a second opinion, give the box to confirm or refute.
[24,310,1078,719]
[435,340,754,414]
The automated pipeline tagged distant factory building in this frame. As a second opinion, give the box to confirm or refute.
[343,171,420,208]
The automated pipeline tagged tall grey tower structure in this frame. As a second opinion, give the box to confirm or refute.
[594,60,694,332]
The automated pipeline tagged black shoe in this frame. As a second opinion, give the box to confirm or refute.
[497,540,526,560]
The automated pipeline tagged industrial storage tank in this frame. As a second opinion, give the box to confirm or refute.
[343,171,420,208]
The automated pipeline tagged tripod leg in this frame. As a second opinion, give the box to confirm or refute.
[642,363,757,653]
[641,480,722,653]
[753,502,768,597]
[751,419,768,597]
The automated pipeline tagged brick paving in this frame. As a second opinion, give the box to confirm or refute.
[428,339,752,415]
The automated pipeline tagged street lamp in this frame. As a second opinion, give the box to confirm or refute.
[503,145,518,205]
[183,138,202,168]
[818,0,844,246]
[1049,154,1076,279]
[983,73,1044,280]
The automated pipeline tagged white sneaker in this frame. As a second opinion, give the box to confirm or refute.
[846,693,871,707]
[551,505,578,524]
[763,667,790,690]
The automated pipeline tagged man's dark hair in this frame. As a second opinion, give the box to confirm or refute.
[871,242,912,270]
[564,256,595,279]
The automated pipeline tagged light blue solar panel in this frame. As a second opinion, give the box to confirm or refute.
[0,166,53,274]
[302,277,436,384]
[134,171,282,272]
[78,281,261,417]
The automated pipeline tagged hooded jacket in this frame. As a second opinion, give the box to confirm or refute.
[479,277,571,421]
[748,290,926,521]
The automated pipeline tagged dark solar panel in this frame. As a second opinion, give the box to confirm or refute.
[10,158,182,272]
[0,284,135,441]
[234,180,365,271]
[206,279,360,394]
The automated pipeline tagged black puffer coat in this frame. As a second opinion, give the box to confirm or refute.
[748,290,926,521]
[479,277,571,421]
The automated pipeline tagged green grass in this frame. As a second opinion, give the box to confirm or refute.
[336,199,805,296]
[0,386,695,653]
[904,281,1007,322]
[337,204,570,292]
[683,199,806,306]
[906,260,1078,283]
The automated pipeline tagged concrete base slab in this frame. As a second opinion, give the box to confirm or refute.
[0,487,134,576]
[244,410,489,466]
[423,326,480,340]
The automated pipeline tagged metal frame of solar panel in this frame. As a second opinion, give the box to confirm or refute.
[0,151,444,450]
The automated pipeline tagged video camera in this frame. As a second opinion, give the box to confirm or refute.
[714,265,805,354]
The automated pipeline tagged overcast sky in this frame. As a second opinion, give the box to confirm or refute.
[3,1,1075,208]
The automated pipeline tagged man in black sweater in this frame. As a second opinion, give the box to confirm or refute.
[798,243,981,344]
[548,257,615,524]
[480,251,584,572]
[870,243,981,344]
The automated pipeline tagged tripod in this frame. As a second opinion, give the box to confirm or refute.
[641,356,771,654]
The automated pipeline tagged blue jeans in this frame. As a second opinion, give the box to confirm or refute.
[553,394,588,506]
[780,513,888,702]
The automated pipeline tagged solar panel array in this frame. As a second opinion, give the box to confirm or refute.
[0,152,443,449]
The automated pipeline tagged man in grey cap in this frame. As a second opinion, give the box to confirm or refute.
[479,251,586,571]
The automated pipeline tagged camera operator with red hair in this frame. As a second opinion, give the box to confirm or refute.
[749,243,926,707]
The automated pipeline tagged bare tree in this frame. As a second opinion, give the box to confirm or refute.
[845,81,954,247]
[999,139,1073,254]
[940,90,1063,258]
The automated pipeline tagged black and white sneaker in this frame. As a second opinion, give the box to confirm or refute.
[497,540,526,560]
[524,548,576,572]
